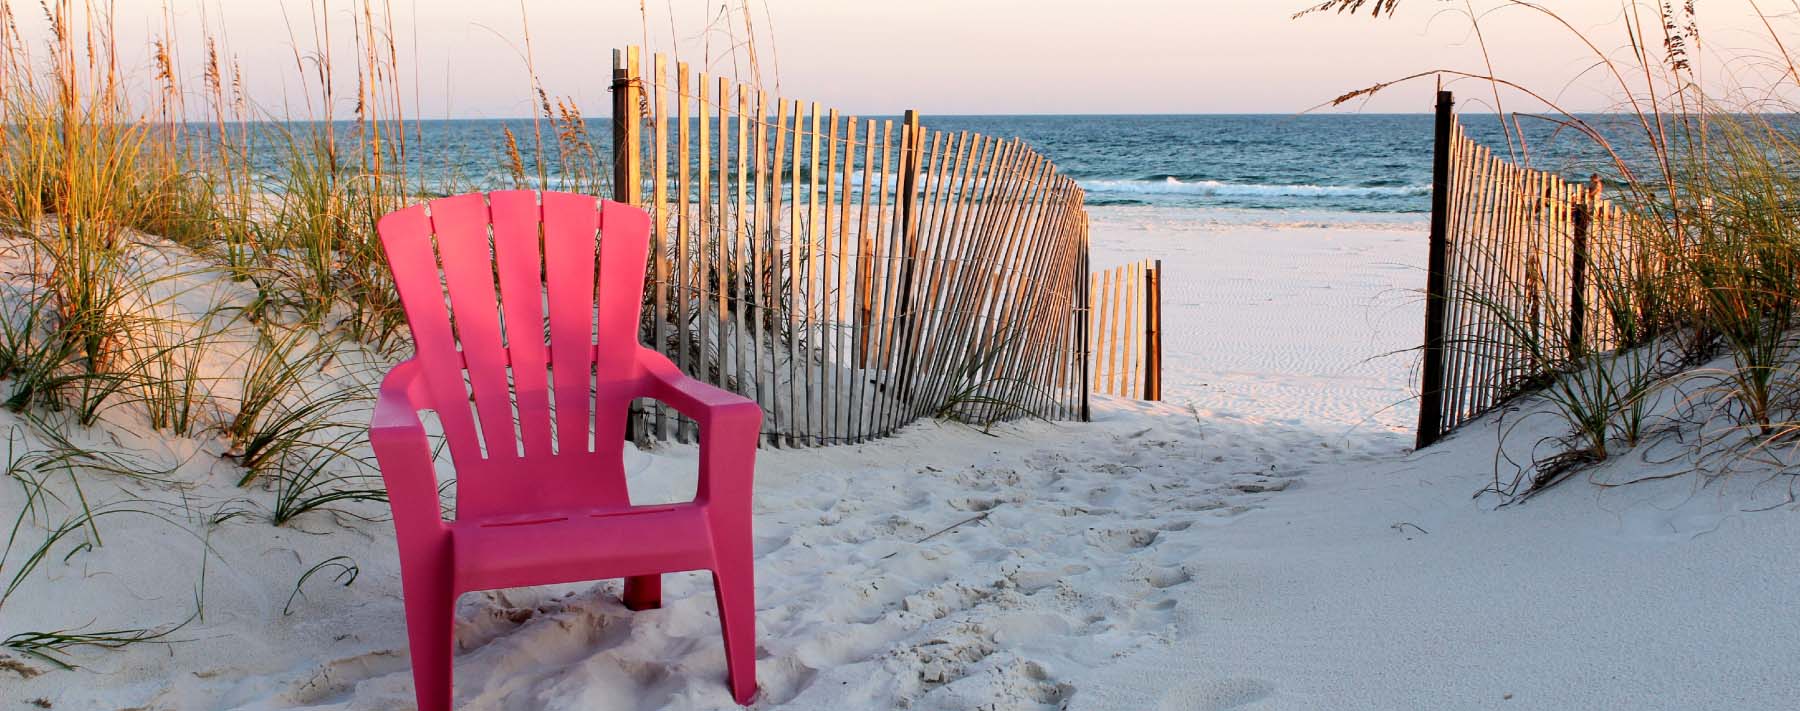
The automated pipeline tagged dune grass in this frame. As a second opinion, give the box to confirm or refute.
[1314,1,1800,496]
[0,0,657,670]
[282,555,360,616]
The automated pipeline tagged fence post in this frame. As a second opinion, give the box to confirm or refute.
[1570,182,1592,359]
[612,48,646,443]
[611,48,643,206]
[1143,260,1162,401]
[1416,89,1454,450]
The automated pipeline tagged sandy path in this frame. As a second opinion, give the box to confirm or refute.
[79,407,1360,711]
[1068,405,1800,711]
[1072,211,1800,710]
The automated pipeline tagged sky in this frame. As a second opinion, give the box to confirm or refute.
[10,1,1798,118]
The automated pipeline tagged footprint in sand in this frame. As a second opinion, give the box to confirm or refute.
[1084,526,1161,551]
[280,649,410,705]
[1142,563,1193,589]
[1157,677,1276,710]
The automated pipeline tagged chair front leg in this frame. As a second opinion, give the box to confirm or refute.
[710,513,758,705]
[701,413,760,704]
[371,363,458,710]
[398,547,457,711]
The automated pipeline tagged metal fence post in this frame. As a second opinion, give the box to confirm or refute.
[611,48,643,207]
[1416,90,1454,449]
[1570,188,1591,359]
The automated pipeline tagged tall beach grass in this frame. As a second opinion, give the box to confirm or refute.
[1315,0,1800,496]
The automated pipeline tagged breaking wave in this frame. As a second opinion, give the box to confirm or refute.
[1078,177,1430,198]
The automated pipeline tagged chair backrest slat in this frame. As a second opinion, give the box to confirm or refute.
[431,194,518,461]
[490,191,555,459]
[542,192,603,458]
[594,200,651,447]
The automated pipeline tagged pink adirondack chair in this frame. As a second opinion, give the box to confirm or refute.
[368,191,762,709]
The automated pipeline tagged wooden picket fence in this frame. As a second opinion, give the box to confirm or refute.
[611,47,1097,447]
[1089,260,1163,401]
[1416,90,1654,448]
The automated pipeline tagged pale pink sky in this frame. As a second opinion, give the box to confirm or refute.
[17,1,1798,117]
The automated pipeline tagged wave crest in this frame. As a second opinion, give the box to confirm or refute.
[1077,177,1430,198]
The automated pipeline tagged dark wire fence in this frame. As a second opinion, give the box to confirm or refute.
[1417,91,1656,448]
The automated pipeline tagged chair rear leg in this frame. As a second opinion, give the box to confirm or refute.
[623,574,662,610]
[712,558,757,704]
[401,580,455,711]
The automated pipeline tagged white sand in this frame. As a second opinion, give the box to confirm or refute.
[5,207,1798,710]
[1088,205,1425,435]
[1074,208,1800,710]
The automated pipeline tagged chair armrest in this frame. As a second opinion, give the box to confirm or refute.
[370,359,447,533]
[634,347,764,430]
[634,348,762,504]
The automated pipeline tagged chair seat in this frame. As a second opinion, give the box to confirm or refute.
[450,503,716,594]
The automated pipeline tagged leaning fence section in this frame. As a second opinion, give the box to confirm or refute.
[1089,259,1163,401]
[1416,90,1651,448]
[611,47,1091,447]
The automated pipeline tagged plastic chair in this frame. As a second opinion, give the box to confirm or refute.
[369,191,761,709]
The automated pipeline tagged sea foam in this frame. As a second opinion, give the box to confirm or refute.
[1078,176,1430,198]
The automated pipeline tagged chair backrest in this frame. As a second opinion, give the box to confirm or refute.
[378,191,651,519]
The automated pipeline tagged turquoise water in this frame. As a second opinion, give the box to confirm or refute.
[931,114,1436,213]
[925,114,1765,214]
[225,113,1779,218]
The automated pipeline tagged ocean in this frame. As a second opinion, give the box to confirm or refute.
[931,114,1437,214]
[235,112,1704,228]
